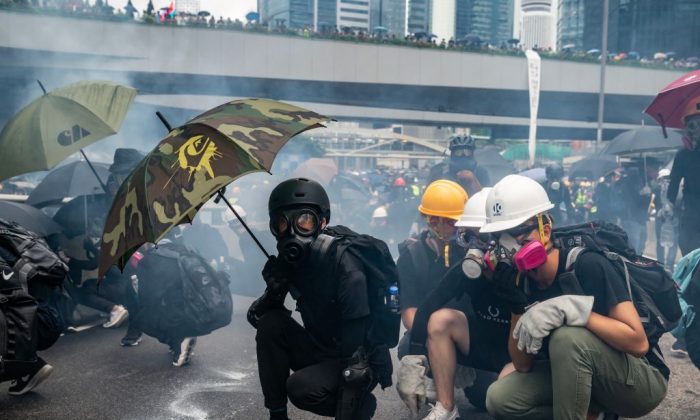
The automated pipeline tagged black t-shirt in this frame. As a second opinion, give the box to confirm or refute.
[522,248,668,378]
[397,231,468,311]
[292,251,370,356]
[408,262,511,371]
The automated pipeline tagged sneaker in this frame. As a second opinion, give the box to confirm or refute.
[102,305,129,328]
[8,359,54,396]
[120,328,143,347]
[422,402,459,420]
[671,337,689,357]
[172,337,197,367]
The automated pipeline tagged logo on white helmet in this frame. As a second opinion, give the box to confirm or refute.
[492,202,503,217]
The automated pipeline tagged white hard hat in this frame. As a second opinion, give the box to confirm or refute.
[372,205,388,218]
[455,188,492,228]
[480,175,554,233]
[657,168,671,179]
[222,204,247,223]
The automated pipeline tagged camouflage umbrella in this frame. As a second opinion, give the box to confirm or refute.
[98,98,329,277]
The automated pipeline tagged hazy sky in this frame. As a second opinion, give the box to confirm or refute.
[111,0,257,20]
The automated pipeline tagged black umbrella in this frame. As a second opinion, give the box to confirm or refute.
[26,161,110,207]
[475,146,515,184]
[569,154,618,180]
[0,200,62,237]
[52,194,112,239]
[602,127,684,156]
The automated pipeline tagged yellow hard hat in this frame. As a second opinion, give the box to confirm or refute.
[418,179,468,220]
[683,96,700,121]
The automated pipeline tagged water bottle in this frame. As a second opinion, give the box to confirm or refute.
[386,285,400,314]
[660,220,674,249]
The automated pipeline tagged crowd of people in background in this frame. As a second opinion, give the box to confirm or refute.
[1,0,698,71]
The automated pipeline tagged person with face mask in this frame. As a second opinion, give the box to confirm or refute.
[668,96,700,255]
[428,135,491,196]
[397,188,513,420]
[482,175,667,420]
[248,178,395,420]
[544,163,575,225]
[396,180,469,352]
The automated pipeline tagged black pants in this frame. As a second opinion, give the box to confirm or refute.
[64,279,115,314]
[256,309,341,416]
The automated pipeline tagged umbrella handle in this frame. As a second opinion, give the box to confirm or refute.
[217,189,271,259]
[657,113,668,139]
[80,150,109,194]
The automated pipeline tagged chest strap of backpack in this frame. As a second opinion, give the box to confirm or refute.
[12,238,37,291]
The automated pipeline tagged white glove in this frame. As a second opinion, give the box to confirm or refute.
[397,355,429,416]
[513,295,594,354]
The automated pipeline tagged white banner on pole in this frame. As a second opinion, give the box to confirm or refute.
[525,50,541,167]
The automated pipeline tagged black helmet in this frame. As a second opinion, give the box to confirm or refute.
[545,163,564,180]
[268,178,331,222]
[448,134,476,151]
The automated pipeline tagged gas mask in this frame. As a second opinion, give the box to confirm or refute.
[270,207,323,266]
[549,181,561,191]
[448,148,476,175]
[456,229,490,251]
[458,230,491,279]
[485,217,550,272]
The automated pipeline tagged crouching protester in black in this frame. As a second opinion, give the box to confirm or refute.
[397,188,512,420]
[248,178,396,420]
[0,224,67,396]
[482,175,667,420]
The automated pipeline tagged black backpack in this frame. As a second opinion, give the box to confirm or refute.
[313,226,401,349]
[146,243,233,337]
[552,221,682,348]
[0,218,68,288]
[0,259,40,374]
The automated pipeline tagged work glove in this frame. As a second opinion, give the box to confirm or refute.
[396,355,429,416]
[513,295,594,354]
[262,256,289,291]
[492,262,528,314]
[246,287,289,329]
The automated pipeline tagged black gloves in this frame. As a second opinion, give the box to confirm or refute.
[492,262,528,315]
[336,347,374,420]
[247,256,290,329]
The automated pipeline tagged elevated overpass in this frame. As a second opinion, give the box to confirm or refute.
[0,10,687,140]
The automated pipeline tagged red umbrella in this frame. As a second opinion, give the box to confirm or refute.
[645,70,700,132]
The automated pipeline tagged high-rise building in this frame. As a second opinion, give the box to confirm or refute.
[557,0,700,57]
[520,0,555,50]
[407,0,431,34]
[337,0,370,30]
[370,0,407,36]
[316,0,337,32]
[259,0,314,30]
[557,0,584,49]
[176,0,200,15]
[456,0,515,44]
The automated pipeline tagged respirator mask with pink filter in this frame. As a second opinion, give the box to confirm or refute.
[484,215,550,272]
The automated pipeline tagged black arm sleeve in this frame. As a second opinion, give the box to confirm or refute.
[668,151,684,204]
[341,316,368,359]
[407,264,472,354]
